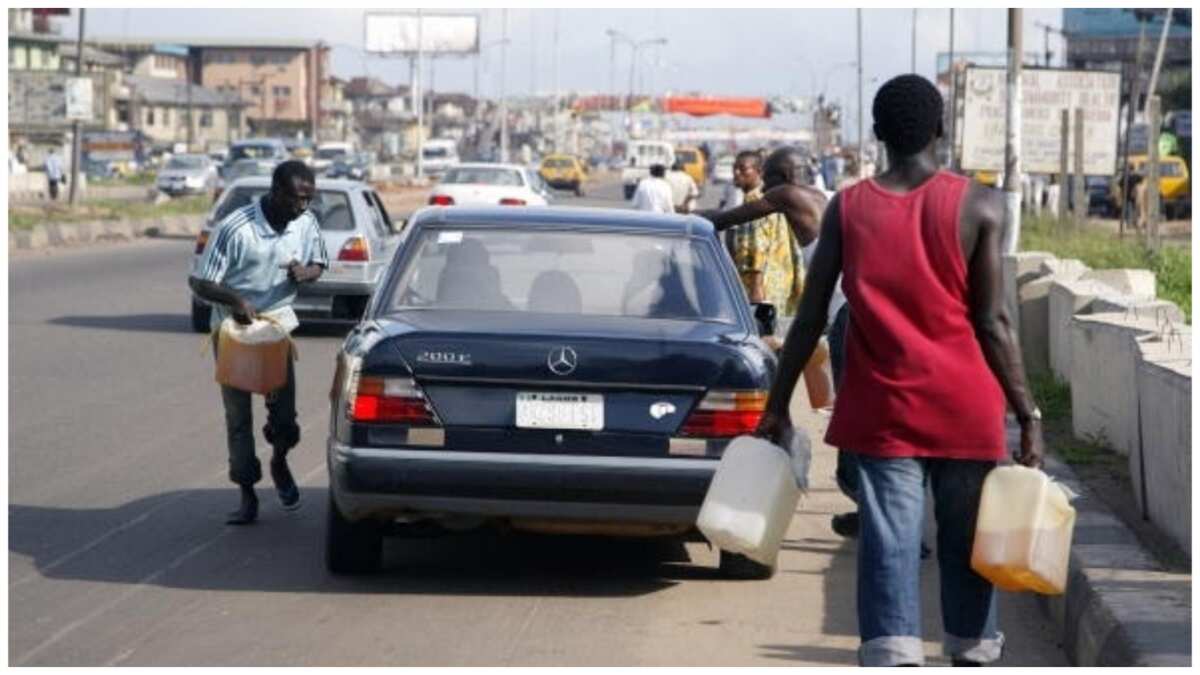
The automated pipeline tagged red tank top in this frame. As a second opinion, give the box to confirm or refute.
[825,171,1006,460]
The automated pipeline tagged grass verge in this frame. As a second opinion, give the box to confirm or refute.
[1020,215,1191,323]
[9,195,210,231]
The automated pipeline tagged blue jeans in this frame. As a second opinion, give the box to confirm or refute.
[855,455,1003,666]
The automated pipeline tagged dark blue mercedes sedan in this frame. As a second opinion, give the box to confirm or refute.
[326,205,778,576]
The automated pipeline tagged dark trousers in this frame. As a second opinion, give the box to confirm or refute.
[47,178,60,201]
[213,338,300,486]
[827,304,859,504]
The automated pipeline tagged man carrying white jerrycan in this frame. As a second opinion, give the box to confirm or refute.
[753,75,1045,667]
[189,161,328,525]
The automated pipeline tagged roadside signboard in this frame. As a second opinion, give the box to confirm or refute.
[960,67,1121,176]
[364,13,479,55]
[65,77,94,121]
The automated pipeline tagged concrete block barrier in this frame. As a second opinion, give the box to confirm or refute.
[1038,257,1090,281]
[1004,251,1056,337]
[1132,332,1192,556]
[1081,268,1157,298]
[1016,258,1091,374]
[1069,313,1161,455]
[1049,279,1116,381]
[1091,296,1185,326]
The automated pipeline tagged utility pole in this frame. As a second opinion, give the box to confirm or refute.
[856,9,863,178]
[68,8,85,206]
[499,8,509,163]
[530,10,537,97]
[1002,8,1023,253]
[1119,17,1148,234]
[415,8,424,179]
[1144,9,1174,110]
[186,54,194,150]
[1146,95,1161,248]
[553,9,560,152]
[911,9,917,73]
[948,8,957,170]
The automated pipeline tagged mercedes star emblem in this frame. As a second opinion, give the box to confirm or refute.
[547,346,578,376]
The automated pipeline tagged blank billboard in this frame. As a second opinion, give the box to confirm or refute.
[365,13,479,55]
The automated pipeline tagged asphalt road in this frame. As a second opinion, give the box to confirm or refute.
[9,175,1067,666]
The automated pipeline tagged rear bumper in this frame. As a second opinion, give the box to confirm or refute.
[328,441,717,524]
[294,279,375,320]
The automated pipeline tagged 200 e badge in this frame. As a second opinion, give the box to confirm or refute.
[416,350,472,366]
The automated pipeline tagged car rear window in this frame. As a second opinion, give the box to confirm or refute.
[677,150,698,163]
[543,158,571,168]
[440,167,524,186]
[385,228,738,324]
[211,187,356,231]
[229,144,281,161]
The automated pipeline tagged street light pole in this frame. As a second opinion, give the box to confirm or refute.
[911,9,917,73]
[68,8,85,206]
[856,9,864,178]
[499,9,509,163]
[1002,8,1023,253]
[415,8,424,180]
[948,8,957,170]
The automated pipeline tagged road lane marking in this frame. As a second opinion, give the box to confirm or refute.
[16,461,327,666]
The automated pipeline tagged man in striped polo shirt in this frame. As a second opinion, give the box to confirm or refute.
[189,161,328,525]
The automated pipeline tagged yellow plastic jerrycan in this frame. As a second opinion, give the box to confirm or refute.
[971,465,1077,595]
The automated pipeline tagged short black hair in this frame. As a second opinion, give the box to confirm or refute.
[872,74,944,156]
[735,150,763,171]
[272,159,315,190]
[763,146,812,186]
[649,163,666,178]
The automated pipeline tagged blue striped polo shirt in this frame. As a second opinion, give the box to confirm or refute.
[193,196,329,330]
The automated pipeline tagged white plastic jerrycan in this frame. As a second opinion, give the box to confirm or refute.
[971,465,1077,595]
[697,435,801,567]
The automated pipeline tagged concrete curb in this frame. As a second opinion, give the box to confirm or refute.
[1010,422,1192,666]
[9,215,203,251]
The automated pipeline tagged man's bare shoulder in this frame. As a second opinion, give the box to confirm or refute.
[961,180,1005,231]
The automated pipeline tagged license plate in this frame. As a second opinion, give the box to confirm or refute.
[515,392,604,431]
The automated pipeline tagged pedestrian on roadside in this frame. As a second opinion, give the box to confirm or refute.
[188,160,328,525]
[44,149,64,201]
[631,163,674,214]
[666,159,701,214]
[754,75,1044,667]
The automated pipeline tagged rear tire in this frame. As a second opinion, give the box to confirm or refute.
[574,182,584,197]
[623,184,636,200]
[190,300,211,334]
[719,550,775,580]
[326,494,383,575]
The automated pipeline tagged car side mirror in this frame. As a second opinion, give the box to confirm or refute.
[753,302,777,337]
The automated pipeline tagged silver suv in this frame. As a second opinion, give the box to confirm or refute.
[190,176,402,331]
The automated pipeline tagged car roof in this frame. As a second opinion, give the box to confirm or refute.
[412,206,715,237]
[231,138,286,147]
[224,176,368,190]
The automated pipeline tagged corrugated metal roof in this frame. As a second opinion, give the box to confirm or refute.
[90,35,325,50]
[123,74,246,107]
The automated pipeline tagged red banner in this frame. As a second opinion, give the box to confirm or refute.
[663,97,770,119]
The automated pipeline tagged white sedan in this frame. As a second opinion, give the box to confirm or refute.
[426,163,553,207]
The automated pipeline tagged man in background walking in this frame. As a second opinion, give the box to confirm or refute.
[44,149,64,201]
[631,163,674,214]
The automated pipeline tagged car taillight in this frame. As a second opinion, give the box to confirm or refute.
[678,390,767,438]
[349,375,440,426]
[429,194,454,205]
[194,230,210,255]
[337,236,370,262]
[499,198,526,206]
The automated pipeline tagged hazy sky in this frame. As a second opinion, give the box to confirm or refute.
[67,7,1064,106]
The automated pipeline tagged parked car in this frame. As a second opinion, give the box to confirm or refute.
[225,138,288,173]
[427,163,552,207]
[712,155,736,184]
[538,154,587,196]
[190,176,401,332]
[313,142,354,174]
[213,158,278,201]
[1110,155,1192,219]
[325,206,780,577]
[155,154,219,196]
[326,153,373,181]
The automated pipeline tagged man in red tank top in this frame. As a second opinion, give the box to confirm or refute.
[756,75,1044,667]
